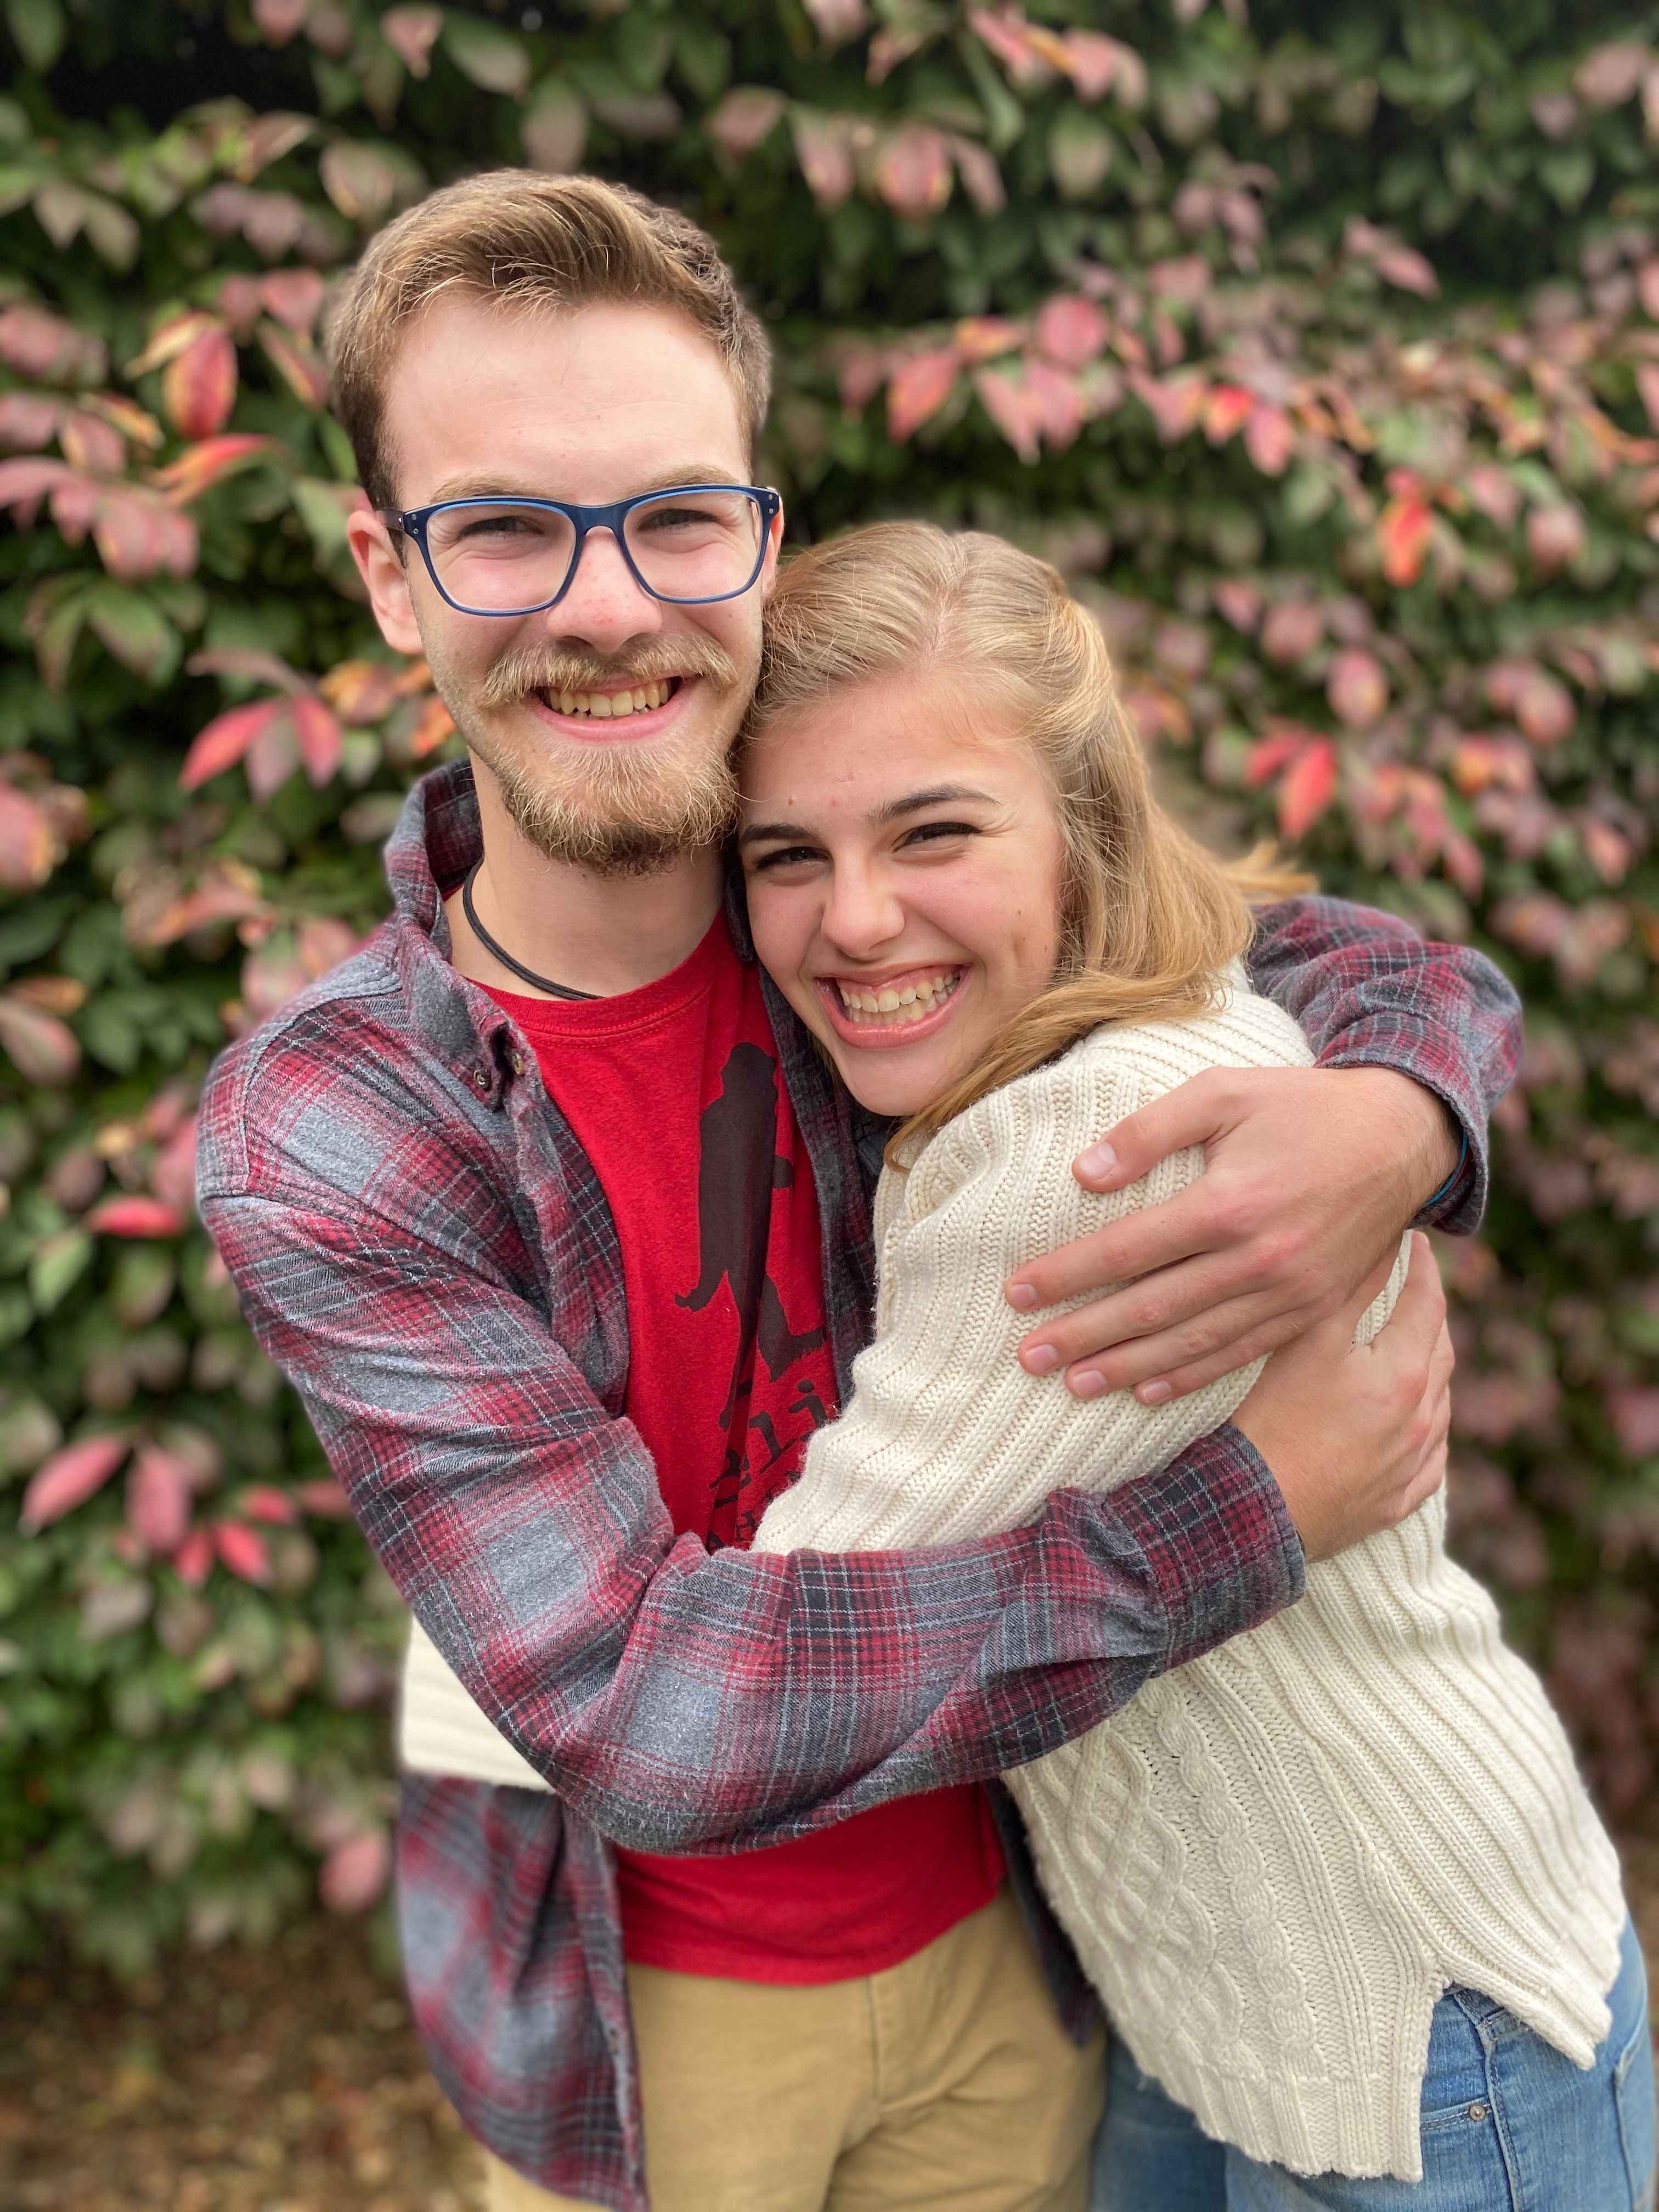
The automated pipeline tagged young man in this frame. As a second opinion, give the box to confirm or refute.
[196,173,1515,2212]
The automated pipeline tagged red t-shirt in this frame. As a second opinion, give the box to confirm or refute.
[483,913,1004,1983]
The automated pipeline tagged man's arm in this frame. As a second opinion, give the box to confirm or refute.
[199,1170,1303,1854]
[1002,895,1520,1402]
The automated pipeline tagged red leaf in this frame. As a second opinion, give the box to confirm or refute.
[973,367,1043,463]
[1244,731,1306,788]
[240,1485,299,1526]
[151,433,278,504]
[180,698,284,791]
[19,1434,131,1533]
[84,1195,186,1238]
[256,321,329,409]
[247,710,302,797]
[171,1526,214,1588]
[1378,495,1432,586]
[1203,384,1254,443]
[319,1829,391,1914]
[213,1521,273,1585]
[885,349,958,442]
[405,695,456,759]
[1277,740,1339,841]
[127,1446,193,1554]
[161,325,238,440]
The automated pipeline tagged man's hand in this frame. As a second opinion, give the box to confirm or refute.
[1232,1232,1452,1562]
[1003,1064,1461,1404]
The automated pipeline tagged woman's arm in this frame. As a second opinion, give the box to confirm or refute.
[755,1025,1279,1558]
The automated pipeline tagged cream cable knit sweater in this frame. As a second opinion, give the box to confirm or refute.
[397,977,1625,2181]
[749,979,1625,2184]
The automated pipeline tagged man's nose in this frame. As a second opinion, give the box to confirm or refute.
[821,865,906,961]
[540,526,664,658]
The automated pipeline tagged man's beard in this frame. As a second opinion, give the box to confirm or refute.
[434,636,748,879]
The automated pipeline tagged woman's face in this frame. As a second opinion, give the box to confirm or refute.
[740,665,1066,1120]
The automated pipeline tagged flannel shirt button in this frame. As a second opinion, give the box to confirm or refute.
[470,1066,489,1092]
[509,1049,525,1077]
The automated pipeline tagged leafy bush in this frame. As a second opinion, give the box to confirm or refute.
[1,0,1655,1979]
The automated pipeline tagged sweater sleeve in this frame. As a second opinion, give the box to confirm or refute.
[754,1032,1265,1558]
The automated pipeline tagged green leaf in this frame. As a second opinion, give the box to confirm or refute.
[5,0,64,72]
[29,1228,92,1314]
[441,15,532,97]
[0,895,77,974]
[673,21,730,105]
[84,588,180,685]
[0,1285,31,1347]
[1049,110,1114,200]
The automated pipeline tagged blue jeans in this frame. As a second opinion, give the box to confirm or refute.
[1090,1915,1655,2211]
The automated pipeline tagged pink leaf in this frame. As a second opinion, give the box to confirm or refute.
[1374,244,1439,298]
[380,4,443,74]
[127,1446,194,1554]
[800,0,868,43]
[84,1195,187,1238]
[948,136,1006,216]
[151,433,278,504]
[295,1478,353,1519]
[1060,30,1146,108]
[258,268,326,334]
[875,126,953,220]
[1277,739,1339,841]
[1033,294,1109,370]
[161,325,238,441]
[1212,579,1261,634]
[706,88,787,161]
[1242,403,1295,476]
[319,1829,391,1914]
[1326,647,1389,730]
[214,1521,273,1585]
[291,693,343,785]
[240,1486,299,1526]
[1514,667,1576,747]
[790,113,856,208]
[973,368,1043,463]
[0,786,59,890]
[0,996,80,1086]
[19,1434,131,1533]
[1526,504,1585,574]
[171,1526,214,1588]
[885,349,958,442]
[1259,601,1325,665]
[179,698,284,791]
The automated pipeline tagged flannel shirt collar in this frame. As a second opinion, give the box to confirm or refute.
[380,758,761,1109]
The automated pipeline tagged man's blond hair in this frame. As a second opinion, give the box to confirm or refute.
[325,170,771,509]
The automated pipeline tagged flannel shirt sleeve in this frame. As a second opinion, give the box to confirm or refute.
[198,1164,1301,1855]
[1245,894,1521,1235]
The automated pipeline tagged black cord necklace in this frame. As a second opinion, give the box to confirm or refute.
[461,860,597,1002]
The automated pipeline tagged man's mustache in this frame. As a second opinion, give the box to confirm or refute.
[479,637,742,708]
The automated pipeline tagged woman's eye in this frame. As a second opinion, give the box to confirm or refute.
[902,820,978,849]
[749,844,822,872]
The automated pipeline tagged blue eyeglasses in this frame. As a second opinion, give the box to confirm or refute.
[379,483,782,617]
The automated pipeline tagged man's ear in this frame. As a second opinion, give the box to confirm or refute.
[346,507,424,656]
[758,493,786,601]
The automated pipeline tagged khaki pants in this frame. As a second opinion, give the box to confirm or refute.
[482,1886,1104,2212]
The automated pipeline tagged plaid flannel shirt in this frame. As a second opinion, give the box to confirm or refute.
[196,760,1520,2209]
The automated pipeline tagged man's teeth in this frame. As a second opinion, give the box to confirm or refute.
[834,972,962,1027]
[549,680,673,718]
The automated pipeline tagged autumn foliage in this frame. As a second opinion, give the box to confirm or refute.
[1,0,1656,1979]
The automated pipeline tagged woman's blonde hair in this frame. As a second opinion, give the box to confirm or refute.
[747,522,1310,1158]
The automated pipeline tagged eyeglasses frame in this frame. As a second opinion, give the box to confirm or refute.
[377,483,784,617]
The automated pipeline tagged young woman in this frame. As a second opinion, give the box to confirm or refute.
[740,521,1655,2210]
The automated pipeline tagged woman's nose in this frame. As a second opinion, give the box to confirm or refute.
[821,866,905,960]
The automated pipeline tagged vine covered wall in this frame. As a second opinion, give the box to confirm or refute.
[1,0,1656,1977]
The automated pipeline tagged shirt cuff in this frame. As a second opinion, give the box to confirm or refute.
[1105,1424,1305,1677]
[1317,1034,1489,1236]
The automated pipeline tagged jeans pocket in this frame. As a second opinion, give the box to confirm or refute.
[1612,1999,1657,2212]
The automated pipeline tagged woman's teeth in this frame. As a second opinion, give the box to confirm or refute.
[834,972,962,1027]
[545,680,673,718]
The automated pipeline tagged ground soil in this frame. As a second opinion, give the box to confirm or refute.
[6,1825,1659,2211]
